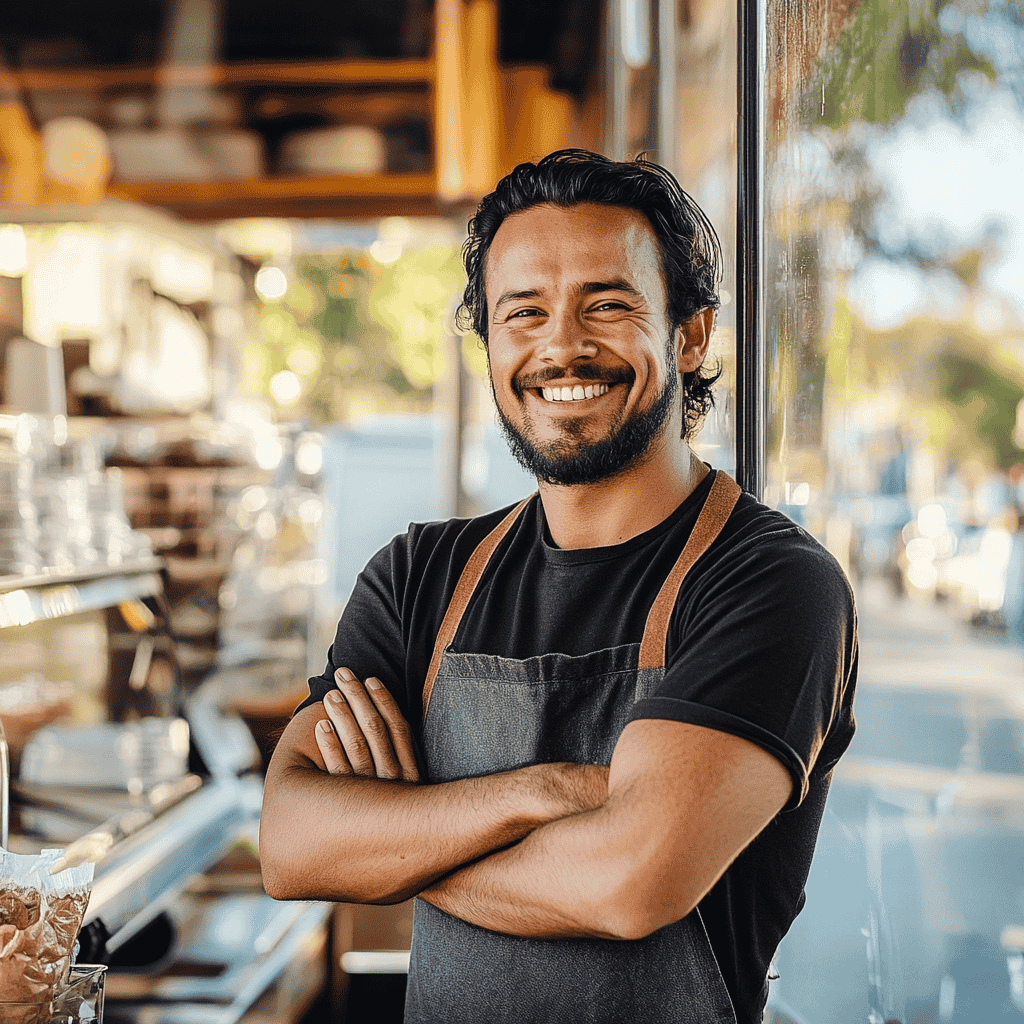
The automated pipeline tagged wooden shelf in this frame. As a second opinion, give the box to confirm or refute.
[15,58,435,92]
[3,3,578,218]
[108,171,445,221]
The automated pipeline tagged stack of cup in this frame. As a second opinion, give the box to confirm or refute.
[0,414,151,577]
[0,445,40,577]
[87,468,151,567]
[33,473,96,574]
[27,421,101,573]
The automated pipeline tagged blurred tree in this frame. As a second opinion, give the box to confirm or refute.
[248,242,466,424]
[842,304,1024,469]
[366,245,466,389]
[932,348,1024,469]
[809,0,998,132]
[767,0,1024,485]
[808,0,1010,277]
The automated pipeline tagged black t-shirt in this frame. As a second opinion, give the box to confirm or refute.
[301,469,858,1023]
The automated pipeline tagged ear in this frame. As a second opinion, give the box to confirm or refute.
[676,308,715,374]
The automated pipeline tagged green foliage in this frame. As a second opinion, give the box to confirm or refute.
[934,347,1024,467]
[248,242,466,423]
[839,307,1024,468]
[366,246,465,390]
[767,0,1024,485]
[808,0,997,130]
[798,0,1009,281]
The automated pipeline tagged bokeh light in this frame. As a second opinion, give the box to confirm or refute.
[255,265,288,301]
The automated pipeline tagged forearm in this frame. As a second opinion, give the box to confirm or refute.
[420,799,648,940]
[420,720,795,942]
[260,758,601,904]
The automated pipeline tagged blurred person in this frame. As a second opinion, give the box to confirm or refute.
[260,151,858,1024]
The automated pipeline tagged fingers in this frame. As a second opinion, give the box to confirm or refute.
[327,668,403,780]
[364,677,421,783]
[315,716,353,775]
[322,684,394,778]
[318,668,421,783]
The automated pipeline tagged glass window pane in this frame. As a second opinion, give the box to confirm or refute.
[762,1,1024,1021]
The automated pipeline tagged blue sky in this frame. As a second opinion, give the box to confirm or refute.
[847,3,1024,332]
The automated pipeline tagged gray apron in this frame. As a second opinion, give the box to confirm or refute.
[406,472,743,1024]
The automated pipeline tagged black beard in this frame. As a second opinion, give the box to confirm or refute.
[493,344,679,487]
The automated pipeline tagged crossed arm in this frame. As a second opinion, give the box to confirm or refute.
[259,667,792,940]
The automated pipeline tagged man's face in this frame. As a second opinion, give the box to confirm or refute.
[483,202,682,486]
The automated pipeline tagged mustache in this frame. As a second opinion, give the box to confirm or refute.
[514,364,634,393]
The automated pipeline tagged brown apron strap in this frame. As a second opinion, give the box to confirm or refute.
[421,495,534,725]
[637,471,742,671]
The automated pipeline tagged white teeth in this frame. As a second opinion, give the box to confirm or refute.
[540,383,611,402]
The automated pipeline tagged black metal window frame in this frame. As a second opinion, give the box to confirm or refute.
[735,0,764,499]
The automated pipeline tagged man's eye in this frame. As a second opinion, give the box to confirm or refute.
[508,308,542,319]
[592,302,628,312]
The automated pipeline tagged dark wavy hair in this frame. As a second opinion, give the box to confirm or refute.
[456,149,724,438]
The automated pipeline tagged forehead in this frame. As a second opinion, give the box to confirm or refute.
[483,202,665,302]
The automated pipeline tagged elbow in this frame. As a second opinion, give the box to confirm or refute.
[259,818,408,905]
[601,898,698,942]
[597,872,698,941]
[259,764,306,900]
[260,865,393,905]
[258,764,419,905]
[603,902,697,941]
[260,863,293,902]
[258,819,302,901]
[259,784,327,901]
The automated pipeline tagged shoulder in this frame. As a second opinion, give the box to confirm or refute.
[726,489,849,577]
[721,488,817,552]
[661,483,858,789]
[689,484,856,623]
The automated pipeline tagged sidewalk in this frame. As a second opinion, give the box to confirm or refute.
[840,575,1024,795]
[855,576,1024,701]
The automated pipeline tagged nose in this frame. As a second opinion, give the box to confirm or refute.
[537,309,599,365]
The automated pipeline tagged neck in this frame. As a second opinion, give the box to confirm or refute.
[537,435,708,550]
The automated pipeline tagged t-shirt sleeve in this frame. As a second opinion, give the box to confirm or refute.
[628,524,858,811]
[296,526,418,726]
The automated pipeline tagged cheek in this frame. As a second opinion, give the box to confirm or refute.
[487,337,526,383]
[634,341,671,390]
[486,353,521,404]
[488,351,512,386]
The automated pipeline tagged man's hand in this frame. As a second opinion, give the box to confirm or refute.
[315,667,420,782]
[315,669,610,819]
[262,697,608,904]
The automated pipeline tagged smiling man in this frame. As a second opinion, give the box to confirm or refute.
[260,150,858,1024]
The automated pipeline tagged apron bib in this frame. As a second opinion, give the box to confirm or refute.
[406,472,742,1024]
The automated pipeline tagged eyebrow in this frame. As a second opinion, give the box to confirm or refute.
[492,279,643,316]
[492,288,542,313]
